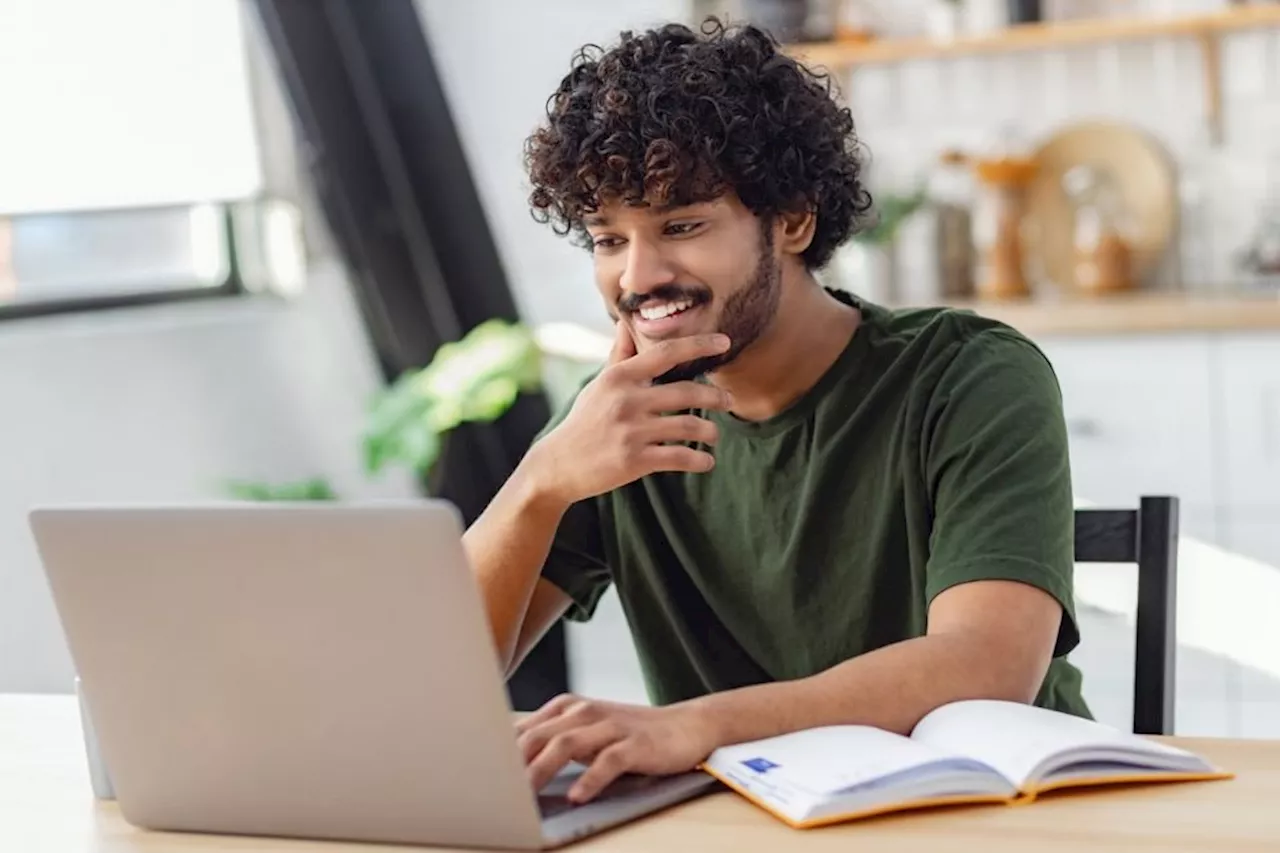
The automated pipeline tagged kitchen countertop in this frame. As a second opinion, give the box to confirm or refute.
[915,290,1280,337]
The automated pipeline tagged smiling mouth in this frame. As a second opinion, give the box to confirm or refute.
[636,298,697,321]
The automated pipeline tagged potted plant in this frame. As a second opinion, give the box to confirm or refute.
[225,319,605,500]
[829,185,928,303]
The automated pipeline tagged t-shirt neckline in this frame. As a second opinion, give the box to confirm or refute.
[709,288,876,438]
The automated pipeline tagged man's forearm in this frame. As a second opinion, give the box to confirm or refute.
[461,450,568,671]
[684,629,1045,750]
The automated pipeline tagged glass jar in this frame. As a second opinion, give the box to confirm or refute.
[1063,164,1135,294]
[932,150,976,299]
[1236,203,1280,292]
[972,156,1038,300]
[1064,163,1136,294]
[1235,153,1280,293]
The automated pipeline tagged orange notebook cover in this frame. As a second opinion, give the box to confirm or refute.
[699,699,1232,830]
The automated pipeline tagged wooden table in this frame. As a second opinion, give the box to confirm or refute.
[4,693,1279,852]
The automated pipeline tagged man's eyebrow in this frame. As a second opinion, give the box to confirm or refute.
[660,199,716,215]
[583,200,711,227]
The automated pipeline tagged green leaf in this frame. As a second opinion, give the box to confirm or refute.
[395,419,443,475]
[224,477,338,501]
[852,185,929,246]
[461,376,520,423]
[362,319,543,479]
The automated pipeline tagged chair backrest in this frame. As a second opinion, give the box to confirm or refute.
[1073,496,1180,736]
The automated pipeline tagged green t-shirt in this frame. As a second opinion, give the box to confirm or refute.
[538,290,1090,719]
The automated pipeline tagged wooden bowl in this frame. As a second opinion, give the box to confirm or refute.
[1024,121,1177,293]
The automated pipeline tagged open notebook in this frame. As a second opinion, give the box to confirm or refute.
[701,699,1232,829]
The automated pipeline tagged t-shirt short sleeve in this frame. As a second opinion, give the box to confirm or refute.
[541,498,612,622]
[922,329,1080,657]
[531,378,613,622]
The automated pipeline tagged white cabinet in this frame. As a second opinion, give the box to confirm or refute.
[1220,337,1280,510]
[1038,336,1218,513]
[1017,329,1280,739]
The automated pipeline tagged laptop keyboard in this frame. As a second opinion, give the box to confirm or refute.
[538,772,673,818]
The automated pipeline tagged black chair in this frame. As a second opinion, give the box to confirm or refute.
[1074,496,1179,736]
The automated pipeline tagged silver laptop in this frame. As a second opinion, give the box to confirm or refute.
[30,502,718,850]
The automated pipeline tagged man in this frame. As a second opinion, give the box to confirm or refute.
[462,18,1089,805]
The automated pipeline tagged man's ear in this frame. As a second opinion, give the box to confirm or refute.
[775,205,817,257]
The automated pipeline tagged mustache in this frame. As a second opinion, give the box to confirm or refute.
[617,285,711,315]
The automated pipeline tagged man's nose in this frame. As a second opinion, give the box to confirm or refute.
[618,238,678,297]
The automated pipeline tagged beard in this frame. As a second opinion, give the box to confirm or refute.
[639,224,782,385]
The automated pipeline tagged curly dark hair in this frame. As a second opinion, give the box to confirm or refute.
[524,17,872,270]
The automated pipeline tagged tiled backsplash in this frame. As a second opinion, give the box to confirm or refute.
[830,2,1280,295]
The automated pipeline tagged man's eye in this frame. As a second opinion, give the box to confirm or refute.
[665,222,703,236]
[592,236,622,251]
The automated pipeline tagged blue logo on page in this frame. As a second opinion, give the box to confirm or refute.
[742,757,780,774]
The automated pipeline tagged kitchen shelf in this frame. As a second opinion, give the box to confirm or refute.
[785,6,1280,144]
[911,290,1280,338]
[786,7,1280,68]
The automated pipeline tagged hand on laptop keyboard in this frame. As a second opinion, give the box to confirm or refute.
[537,771,682,818]
[516,694,718,804]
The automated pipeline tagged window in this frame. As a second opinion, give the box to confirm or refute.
[0,0,272,314]
[0,204,231,308]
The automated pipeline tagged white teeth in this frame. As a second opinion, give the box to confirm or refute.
[638,299,694,321]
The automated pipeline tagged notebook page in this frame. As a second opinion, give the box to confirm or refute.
[910,700,1200,788]
[705,725,968,800]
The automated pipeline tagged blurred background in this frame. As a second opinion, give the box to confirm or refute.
[2,0,1278,740]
